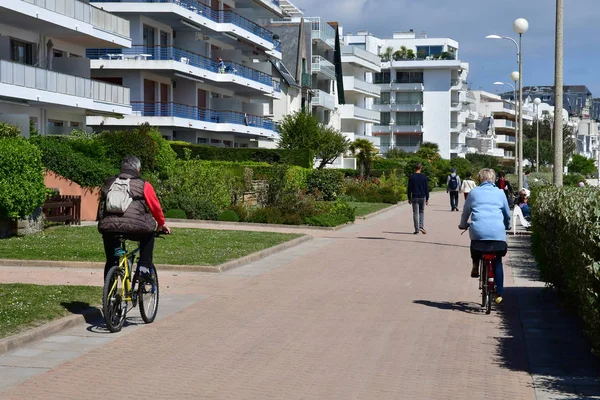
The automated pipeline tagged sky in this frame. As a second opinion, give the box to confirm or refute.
[290,0,600,97]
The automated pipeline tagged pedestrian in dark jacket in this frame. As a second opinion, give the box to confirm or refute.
[97,156,170,279]
[446,168,461,211]
[407,162,429,234]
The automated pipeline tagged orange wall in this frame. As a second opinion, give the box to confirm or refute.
[44,171,101,221]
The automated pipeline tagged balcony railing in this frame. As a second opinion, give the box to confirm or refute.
[305,17,336,47]
[91,0,280,51]
[311,89,335,110]
[86,46,277,89]
[131,102,277,131]
[344,77,380,96]
[301,72,312,87]
[22,0,130,38]
[0,59,129,105]
[340,45,380,66]
[311,56,336,80]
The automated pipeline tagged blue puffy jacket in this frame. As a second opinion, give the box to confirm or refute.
[459,182,511,241]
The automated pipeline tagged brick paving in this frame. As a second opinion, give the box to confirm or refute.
[0,193,591,399]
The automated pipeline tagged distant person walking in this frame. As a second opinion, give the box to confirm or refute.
[407,162,429,235]
[523,170,531,190]
[446,168,461,211]
[461,171,477,200]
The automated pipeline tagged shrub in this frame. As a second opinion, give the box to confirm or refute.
[306,169,344,201]
[0,138,46,218]
[170,142,313,168]
[0,122,21,139]
[31,136,118,188]
[158,160,235,220]
[343,171,406,204]
[219,210,240,222]
[228,203,249,222]
[246,207,284,224]
[531,187,600,352]
[164,209,187,219]
[99,124,161,172]
[563,173,586,187]
[373,158,406,170]
[304,200,356,227]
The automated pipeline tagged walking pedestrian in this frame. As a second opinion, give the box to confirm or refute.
[460,171,477,200]
[407,162,429,235]
[446,168,461,211]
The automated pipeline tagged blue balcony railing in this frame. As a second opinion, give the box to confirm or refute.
[91,0,280,50]
[86,46,278,90]
[131,102,277,131]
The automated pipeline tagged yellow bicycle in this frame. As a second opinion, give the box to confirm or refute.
[102,232,165,332]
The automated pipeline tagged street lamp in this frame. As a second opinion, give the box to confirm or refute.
[534,98,542,172]
[389,85,395,152]
[494,80,518,173]
[487,17,529,190]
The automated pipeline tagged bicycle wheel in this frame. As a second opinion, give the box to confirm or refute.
[485,261,493,314]
[103,265,126,332]
[480,261,486,307]
[139,266,159,323]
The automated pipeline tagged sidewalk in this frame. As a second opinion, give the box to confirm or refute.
[0,193,598,399]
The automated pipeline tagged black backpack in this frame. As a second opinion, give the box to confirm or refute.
[449,175,458,190]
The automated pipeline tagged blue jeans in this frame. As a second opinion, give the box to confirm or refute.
[449,191,459,209]
[471,241,507,295]
[411,197,425,232]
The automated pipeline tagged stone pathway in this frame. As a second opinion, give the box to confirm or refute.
[0,193,598,399]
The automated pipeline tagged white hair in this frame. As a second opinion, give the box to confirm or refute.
[478,168,496,184]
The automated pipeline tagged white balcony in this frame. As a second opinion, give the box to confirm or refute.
[373,124,423,134]
[465,110,479,121]
[0,59,130,115]
[450,101,462,111]
[451,79,466,91]
[343,77,380,97]
[311,89,335,111]
[340,46,380,72]
[91,0,282,57]
[305,17,335,48]
[0,0,131,48]
[494,119,516,130]
[312,56,336,81]
[380,82,424,92]
[450,122,462,132]
[339,105,380,123]
[496,134,516,147]
[373,102,423,112]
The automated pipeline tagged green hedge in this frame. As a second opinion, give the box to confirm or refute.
[31,136,118,188]
[531,187,600,352]
[170,142,313,168]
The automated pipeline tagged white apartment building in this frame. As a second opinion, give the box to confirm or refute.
[0,0,132,136]
[86,0,284,147]
[345,30,469,159]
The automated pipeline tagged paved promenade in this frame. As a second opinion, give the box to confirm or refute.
[1,193,599,399]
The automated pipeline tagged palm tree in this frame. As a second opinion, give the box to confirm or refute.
[380,46,394,62]
[349,138,378,178]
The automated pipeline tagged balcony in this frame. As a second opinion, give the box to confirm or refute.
[91,0,281,54]
[87,46,279,95]
[373,124,423,134]
[343,77,380,97]
[340,45,380,72]
[89,102,277,137]
[0,0,131,47]
[465,111,479,121]
[311,56,336,81]
[305,17,336,48]
[311,89,335,111]
[450,122,462,132]
[465,92,476,103]
[496,135,516,146]
[451,79,465,91]
[373,102,423,112]
[494,119,516,130]
[379,82,424,92]
[339,105,380,123]
[301,72,312,87]
[450,101,462,111]
[0,59,130,114]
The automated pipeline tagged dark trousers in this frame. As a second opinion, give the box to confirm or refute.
[411,197,425,232]
[449,191,459,209]
[102,234,155,279]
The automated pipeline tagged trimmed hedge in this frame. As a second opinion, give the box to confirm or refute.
[169,142,313,168]
[531,187,600,352]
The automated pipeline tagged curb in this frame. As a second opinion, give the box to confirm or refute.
[356,203,401,220]
[0,307,101,355]
[0,234,313,273]
[166,218,349,231]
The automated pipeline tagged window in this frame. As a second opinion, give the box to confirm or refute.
[374,71,391,84]
[70,122,80,127]
[395,70,423,84]
[378,92,390,105]
[380,112,391,125]
[10,39,34,65]
[197,138,207,144]
[395,92,423,104]
[143,25,155,47]
[160,31,168,46]
[223,140,232,147]
[396,135,422,147]
[48,119,64,127]
[395,112,422,126]
[53,49,64,58]
[416,45,443,58]
[70,54,81,58]
[210,138,221,144]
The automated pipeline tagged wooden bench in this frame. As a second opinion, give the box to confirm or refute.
[42,195,81,225]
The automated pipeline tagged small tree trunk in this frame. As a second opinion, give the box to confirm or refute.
[317,159,328,169]
[359,160,365,178]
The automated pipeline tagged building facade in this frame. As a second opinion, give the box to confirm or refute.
[502,85,596,120]
[471,91,516,164]
[345,30,469,159]
[86,0,284,147]
[0,0,131,136]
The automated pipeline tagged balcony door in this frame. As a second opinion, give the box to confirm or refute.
[198,89,207,121]
[143,25,155,56]
[160,83,170,116]
[144,79,156,116]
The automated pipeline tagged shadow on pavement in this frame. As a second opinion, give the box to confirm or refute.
[356,236,470,249]
[412,299,483,314]
[60,302,102,324]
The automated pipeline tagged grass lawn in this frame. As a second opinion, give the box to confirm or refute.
[431,187,446,192]
[0,226,301,266]
[349,202,393,217]
[0,283,102,338]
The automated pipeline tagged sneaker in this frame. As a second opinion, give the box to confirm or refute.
[419,228,427,234]
[137,266,152,281]
[470,263,479,278]
[495,295,503,304]
[413,231,419,235]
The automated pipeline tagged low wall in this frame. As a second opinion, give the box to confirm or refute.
[44,171,100,221]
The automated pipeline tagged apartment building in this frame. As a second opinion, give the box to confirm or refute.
[346,30,469,159]
[502,85,595,120]
[0,0,131,136]
[86,0,284,147]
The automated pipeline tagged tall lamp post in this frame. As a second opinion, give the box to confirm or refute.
[534,98,542,172]
[554,0,564,186]
[494,80,518,173]
[487,17,529,190]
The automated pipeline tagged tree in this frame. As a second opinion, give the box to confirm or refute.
[415,142,441,163]
[380,46,394,62]
[406,49,416,60]
[522,119,576,164]
[393,46,408,61]
[385,147,408,159]
[523,139,553,167]
[277,111,320,151]
[315,126,350,169]
[568,154,596,176]
[349,138,378,178]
